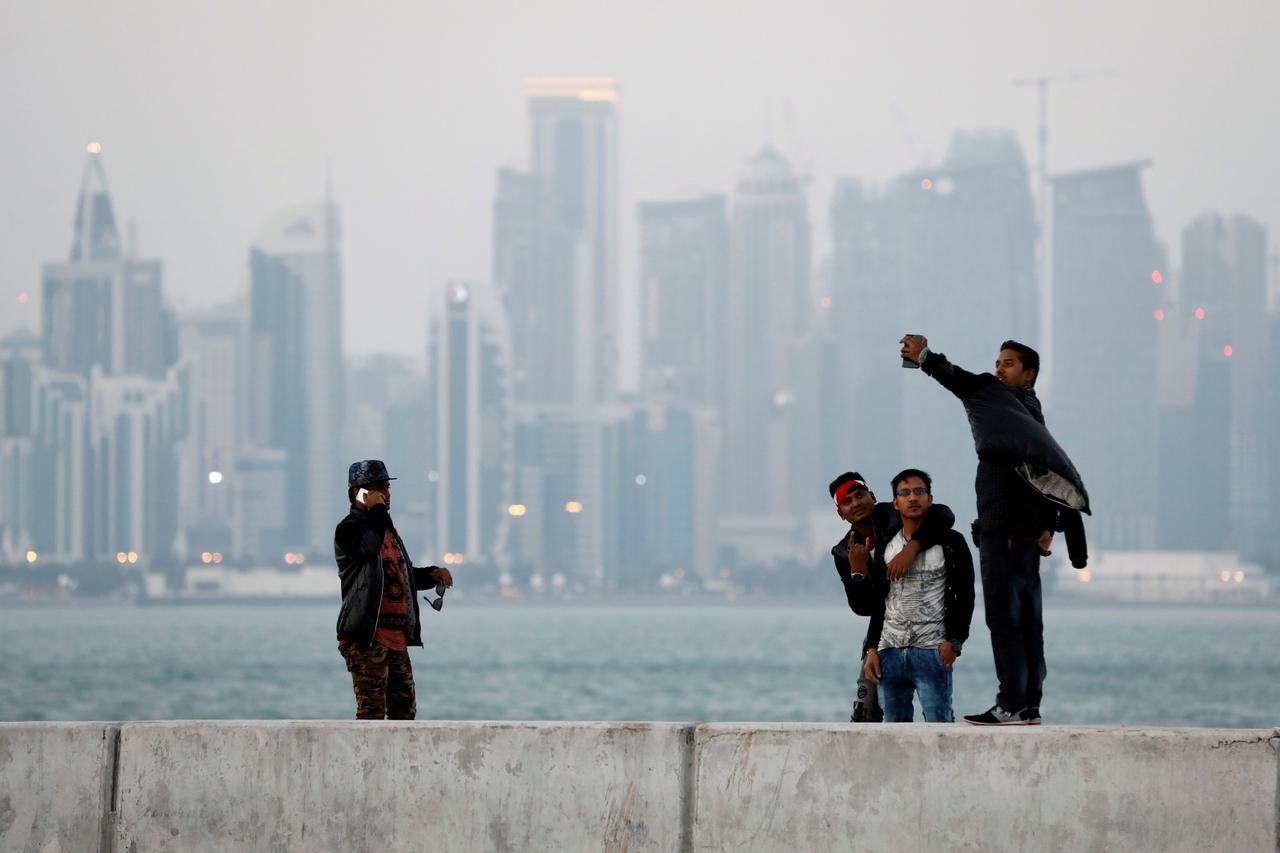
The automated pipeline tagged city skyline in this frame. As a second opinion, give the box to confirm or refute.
[4,103,1277,566]
[3,12,1279,581]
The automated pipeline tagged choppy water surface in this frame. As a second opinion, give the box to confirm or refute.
[1,602,1277,727]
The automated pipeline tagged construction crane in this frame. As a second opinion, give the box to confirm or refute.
[1012,69,1119,398]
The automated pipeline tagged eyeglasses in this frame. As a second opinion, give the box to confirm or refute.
[424,583,446,612]
[895,487,930,498]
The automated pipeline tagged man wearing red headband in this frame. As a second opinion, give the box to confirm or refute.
[829,470,956,722]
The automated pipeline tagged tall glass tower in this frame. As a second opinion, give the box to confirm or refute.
[249,200,343,555]
[494,78,620,406]
[426,281,513,567]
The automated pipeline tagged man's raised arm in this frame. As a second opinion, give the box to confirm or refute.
[334,504,390,563]
[901,334,986,400]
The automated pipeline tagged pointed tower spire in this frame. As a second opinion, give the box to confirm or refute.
[71,143,121,261]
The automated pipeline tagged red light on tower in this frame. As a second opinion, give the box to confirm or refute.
[1154,309,1165,321]
[1224,345,1233,358]
[1151,271,1163,284]
[1195,307,1205,320]
[17,292,29,305]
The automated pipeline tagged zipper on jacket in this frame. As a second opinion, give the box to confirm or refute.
[394,528,419,643]
[369,552,384,644]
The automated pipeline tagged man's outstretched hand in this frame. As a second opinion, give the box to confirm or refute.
[899,334,928,365]
[431,567,454,588]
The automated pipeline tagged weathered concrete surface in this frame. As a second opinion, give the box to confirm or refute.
[0,722,117,853]
[113,720,687,853]
[8,721,1280,852]
[693,724,1280,853]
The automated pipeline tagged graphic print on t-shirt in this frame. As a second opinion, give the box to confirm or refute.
[374,529,411,651]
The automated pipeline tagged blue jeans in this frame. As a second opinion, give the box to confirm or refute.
[877,646,954,722]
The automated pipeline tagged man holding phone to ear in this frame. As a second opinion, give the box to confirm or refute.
[334,459,453,720]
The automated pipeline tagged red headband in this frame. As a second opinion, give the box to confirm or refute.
[834,480,868,505]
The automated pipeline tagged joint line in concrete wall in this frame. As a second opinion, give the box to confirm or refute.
[678,723,701,853]
[98,724,122,853]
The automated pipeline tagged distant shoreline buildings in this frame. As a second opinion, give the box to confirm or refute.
[2,83,1277,592]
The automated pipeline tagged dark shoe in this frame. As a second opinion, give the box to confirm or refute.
[851,702,883,723]
[964,704,1029,726]
[1020,707,1041,725]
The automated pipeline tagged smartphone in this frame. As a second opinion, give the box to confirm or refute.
[357,488,369,504]
[902,334,923,369]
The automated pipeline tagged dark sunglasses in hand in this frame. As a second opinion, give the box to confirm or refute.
[424,583,447,612]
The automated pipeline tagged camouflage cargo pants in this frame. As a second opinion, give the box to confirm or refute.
[339,641,417,720]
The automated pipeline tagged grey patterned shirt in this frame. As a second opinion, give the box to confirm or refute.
[878,531,947,650]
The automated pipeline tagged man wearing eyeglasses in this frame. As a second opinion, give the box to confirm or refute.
[860,469,975,723]
[334,459,454,720]
[828,471,958,722]
[900,335,1090,726]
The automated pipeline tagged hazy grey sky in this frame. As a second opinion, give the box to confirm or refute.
[3,0,1276,370]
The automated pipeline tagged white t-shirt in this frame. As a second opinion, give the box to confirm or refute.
[878,530,947,651]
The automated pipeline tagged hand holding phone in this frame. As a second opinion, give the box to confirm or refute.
[358,487,388,509]
[900,334,926,368]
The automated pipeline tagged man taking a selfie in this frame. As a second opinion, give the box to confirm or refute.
[900,335,1089,726]
[334,459,453,720]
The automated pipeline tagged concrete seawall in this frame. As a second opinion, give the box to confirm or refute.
[2,721,1276,852]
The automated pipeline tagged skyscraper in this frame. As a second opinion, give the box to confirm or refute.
[824,179,901,496]
[1052,162,1165,548]
[0,330,52,563]
[86,367,183,563]
[492,167,576,404]
[723,147,814,523]
[1163,213,1270,557]
[1268,306,1280,569]
[508,407,605,579]
[10,364,90,564]
[425,281,513,568]
[248,199,344,554]
[176,301,246,555]
[8,149,184,566]
[494,78,620,406]
[875,129,1034,522]
[637,195,728,405]
[41,150,175,379]
[599,402,718,585]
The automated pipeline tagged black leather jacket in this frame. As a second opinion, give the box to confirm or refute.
[861,528,976,656]
[831,502,956,616]
[333,504,442,646]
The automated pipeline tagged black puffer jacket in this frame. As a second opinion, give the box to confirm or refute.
[922,351,1090,514]
[334,504,442,646]
[921,350,1089,567]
